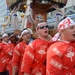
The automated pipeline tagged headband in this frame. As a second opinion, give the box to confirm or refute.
[58,17,75,31]
[37,22,47,27]
[2,33,8,38]
[21,29,30,37]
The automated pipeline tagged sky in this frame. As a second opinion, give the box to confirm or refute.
[0,0,7,25]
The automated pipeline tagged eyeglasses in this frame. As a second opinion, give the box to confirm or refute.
[37,25,49,29]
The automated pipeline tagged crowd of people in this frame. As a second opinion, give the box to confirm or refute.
[0,17,75,75]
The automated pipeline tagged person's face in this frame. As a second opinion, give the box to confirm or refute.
[22,32,31,43]
[60,25,75,41]
[9,36,16,44]
[3,36,9,42]
[36,24,49,37]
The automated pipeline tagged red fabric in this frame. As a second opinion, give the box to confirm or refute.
[5,43,16,75]
[12,41,27,75]
[21,38,51,75]
[0,42,9,72]
[46,41,75,75]
[8,66,12,75]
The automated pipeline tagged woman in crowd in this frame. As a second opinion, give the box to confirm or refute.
[46,17,75,75]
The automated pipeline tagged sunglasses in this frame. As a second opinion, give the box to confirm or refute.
[37,25,49,29]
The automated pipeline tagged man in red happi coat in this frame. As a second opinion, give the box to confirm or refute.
[12,28,32,75]
[21,22,52,75]
[0,33,9,75]
[46,17,75,75]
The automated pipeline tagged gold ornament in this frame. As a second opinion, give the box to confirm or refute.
[20,14,25,18]
[24,5,27,8]
[2,24,6,27]
[5,16,8,19]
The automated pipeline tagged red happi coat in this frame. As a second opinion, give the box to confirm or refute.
[12,41,28,75]
[0,42,9,72]
[46,41,75,75]
[21,38,50,75]
[5,43,16,75]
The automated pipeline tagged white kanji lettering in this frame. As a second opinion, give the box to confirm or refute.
[50,59,63,70]
[52,47,62,57]
[26,51,34,59]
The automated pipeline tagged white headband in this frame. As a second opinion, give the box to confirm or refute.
[58,17,75,31]
[2,33,8,38]
[37,22,47,27]
[21,30,30,37]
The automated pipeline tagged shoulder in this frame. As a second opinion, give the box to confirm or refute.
[50,41,67,48]
[48,42,69,56]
